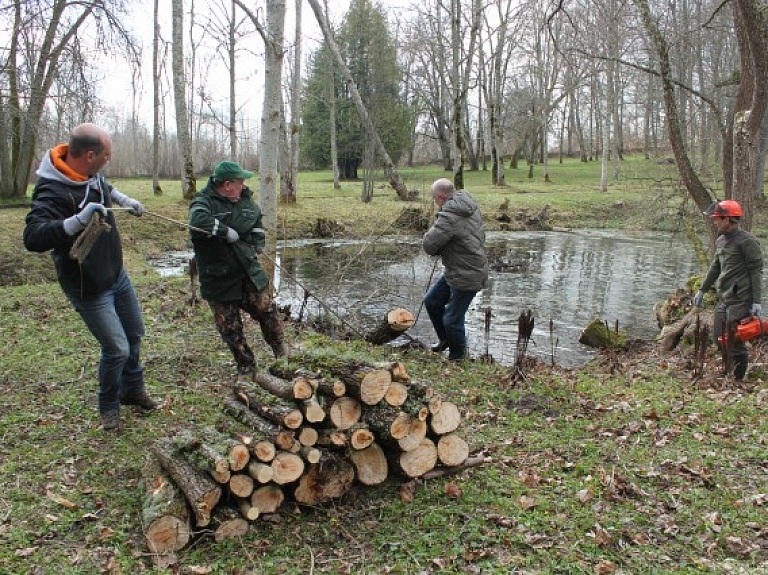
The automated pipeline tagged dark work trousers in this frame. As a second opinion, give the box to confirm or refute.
[208,278,284,374]
[713,300,750,379]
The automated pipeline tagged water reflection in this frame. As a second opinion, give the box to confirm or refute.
[152,230,726,367]
[273,230,703,368]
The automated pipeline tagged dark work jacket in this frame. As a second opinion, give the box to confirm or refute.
[23,149,122,298]
[188,178,268,302]
[700,227,763,306]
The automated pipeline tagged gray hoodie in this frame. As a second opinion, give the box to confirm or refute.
[422,190,488,292]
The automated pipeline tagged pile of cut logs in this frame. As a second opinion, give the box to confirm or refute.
[141,357,475,555]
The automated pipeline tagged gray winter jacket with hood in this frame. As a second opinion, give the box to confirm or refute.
[422,190,488,292]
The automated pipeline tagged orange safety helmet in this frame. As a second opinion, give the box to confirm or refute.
[704,199,744,218]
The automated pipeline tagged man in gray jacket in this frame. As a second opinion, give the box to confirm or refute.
[422,178,488,361]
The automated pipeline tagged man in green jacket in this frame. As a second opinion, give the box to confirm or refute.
[693,199,763,380]
[188,161,286,379]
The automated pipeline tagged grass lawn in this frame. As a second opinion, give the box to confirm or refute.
[0,157,767,573]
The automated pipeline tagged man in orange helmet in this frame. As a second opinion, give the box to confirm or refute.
[693,199,763,379]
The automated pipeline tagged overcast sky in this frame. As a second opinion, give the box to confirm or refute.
[104,0,411,127]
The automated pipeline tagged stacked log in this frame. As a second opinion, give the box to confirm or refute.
[142,356,479,555]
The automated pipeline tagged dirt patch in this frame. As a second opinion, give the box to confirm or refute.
[507,392,558,417]
[0,251,55,287]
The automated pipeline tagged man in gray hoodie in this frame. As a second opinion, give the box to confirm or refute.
[422,178,488,361]
[24,123,160,431]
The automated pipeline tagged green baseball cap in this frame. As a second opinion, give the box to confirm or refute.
[213,161,254,182]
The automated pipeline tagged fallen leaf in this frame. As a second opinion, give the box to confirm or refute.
[46,490,78,510]
[517,494,537,510]
[594,560,618,573]
[188,566,213,574]
[400,480,417,502]
[444,482,461,499]
[576,488,593,503]
[15,547,37,558]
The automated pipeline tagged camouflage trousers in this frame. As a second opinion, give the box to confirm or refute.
[208,279,285,374]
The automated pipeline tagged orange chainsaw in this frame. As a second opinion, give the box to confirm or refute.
[718,315,768,345]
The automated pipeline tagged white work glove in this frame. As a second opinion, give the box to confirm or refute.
[225,228,240,243]
[63,202,107,236]
[111,189,145,216]
[692,290,704,308]
[751,303,762,317]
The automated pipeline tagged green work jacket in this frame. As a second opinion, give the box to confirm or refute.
[701,227,763,306]
[188,178,268,302]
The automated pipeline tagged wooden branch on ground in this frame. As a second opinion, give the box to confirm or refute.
[153,439,222,528]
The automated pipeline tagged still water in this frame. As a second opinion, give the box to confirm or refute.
[154,229,713,367]
[273,230,703,368]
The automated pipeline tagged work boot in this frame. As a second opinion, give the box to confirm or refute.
[733,354,748,380]
[430,340,449,353]
[100,410,122,431]
[120,390,160,412]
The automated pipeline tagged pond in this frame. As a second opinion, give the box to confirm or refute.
[152,229,736,368]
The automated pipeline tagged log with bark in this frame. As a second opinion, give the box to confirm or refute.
[270,451,305,484]
[170,429,231,484]
[364,403,411,441]
[251,484,285,514]
[327,396,362,430]
[436,433,470,467]
[211,505,250,542]
[233,382,304,429]
[293,450,356,505]
[388,438,438,479]
[247,460,275,484]
[429,401,461,435]
[140,458,192,555]
[365,308,415,345]
[349,442,389,485]
[69,213,111,264]
[222,397,296,451]
[338,366,392,405]
[228,473,255,499]
[153,439,222,528]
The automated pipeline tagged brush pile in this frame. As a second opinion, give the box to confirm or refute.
[140,354,477,555]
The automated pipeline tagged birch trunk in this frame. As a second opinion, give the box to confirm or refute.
[172,0,196,199]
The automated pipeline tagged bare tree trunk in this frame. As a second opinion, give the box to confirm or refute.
[633,0,715,239]
[172,0,196,199]
[0,2,95,199]
[306,0,409,200]
[730,0,768,229]
[152,0,163,195]
[285,0,302,203]
[229,0,237,158]
[258,0,286,285]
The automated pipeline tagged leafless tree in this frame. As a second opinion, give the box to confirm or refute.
[0,0,134,199]
[233,0,285,282]
[306,0,410,200]
[172,0,196,198]
[152,0,164,195]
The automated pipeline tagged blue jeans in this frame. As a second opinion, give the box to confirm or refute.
[424,275,478,360]
[63,269,145,414]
